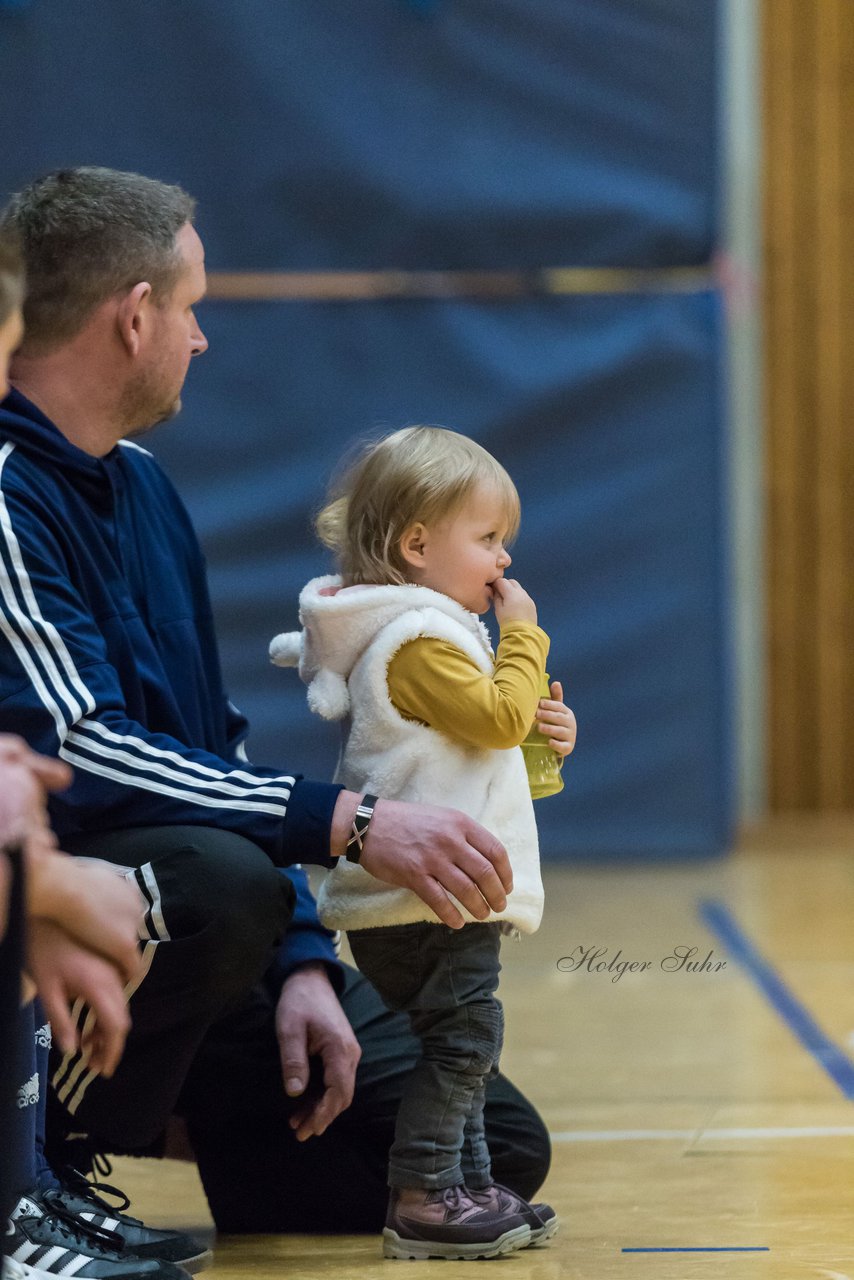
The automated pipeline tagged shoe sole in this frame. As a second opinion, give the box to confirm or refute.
[528,1218,560,1246]
[175,1249,214,1274]
[3,1260,49,1280]
[383,1223,531,1260]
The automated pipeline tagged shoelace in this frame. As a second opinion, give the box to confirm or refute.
[469,1184,521,1211]
[27,1190,126,1254]
[432,1186,477,1222]
[60,1162,139,1222]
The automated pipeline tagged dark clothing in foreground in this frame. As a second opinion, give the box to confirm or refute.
[179,963,550,1233]
[0,848,26,1223]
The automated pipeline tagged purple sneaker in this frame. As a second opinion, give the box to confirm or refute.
[383,1185,531,1260]
[467,1183,559,1245]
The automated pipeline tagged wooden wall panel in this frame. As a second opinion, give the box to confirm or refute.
[763,0,854,809]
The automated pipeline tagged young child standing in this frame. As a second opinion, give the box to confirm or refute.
[270,426,575,1260]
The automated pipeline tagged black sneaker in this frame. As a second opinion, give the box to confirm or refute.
[55,1167,211,1274]
[4,1193,189,1279]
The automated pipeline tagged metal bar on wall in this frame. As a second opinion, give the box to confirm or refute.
[205,266,714,302]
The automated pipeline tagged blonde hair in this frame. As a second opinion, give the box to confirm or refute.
[316,426,520,586]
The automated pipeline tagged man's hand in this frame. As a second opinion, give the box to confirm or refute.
[275,963,361,1141]
[491,578,537,627]
[26,918,131,1079]
[334,795,512,929]
[535,680,577,757]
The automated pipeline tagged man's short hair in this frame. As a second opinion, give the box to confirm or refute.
[0,228,24,328]
[1,167,196,352]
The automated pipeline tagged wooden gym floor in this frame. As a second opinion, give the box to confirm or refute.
[112,817,854,1279]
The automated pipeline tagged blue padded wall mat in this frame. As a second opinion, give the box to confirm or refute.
[0,0,729,858]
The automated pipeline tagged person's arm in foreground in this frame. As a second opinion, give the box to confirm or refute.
[0,734,140,1076]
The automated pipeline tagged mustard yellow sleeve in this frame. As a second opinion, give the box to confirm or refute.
[386,621,550,750]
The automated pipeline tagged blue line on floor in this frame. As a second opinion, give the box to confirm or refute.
[622,1247,770,1253]
[699,899,854,1100]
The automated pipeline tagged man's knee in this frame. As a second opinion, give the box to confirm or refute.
[84,825,295,992]
[484,1076,551,1200]
[158,828,293,972]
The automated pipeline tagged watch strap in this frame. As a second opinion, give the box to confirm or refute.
[345,794,379,864]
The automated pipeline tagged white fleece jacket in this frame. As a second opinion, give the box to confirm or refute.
[270,575,544,934]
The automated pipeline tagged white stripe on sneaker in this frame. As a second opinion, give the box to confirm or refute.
[57,1255,90,1277]
[79,1212,121,1235]
[27,1249,70,1271]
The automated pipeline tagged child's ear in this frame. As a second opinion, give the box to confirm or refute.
[399,522,428,570]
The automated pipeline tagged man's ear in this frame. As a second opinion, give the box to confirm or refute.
[115,282,152,357]
[399,522,428,571]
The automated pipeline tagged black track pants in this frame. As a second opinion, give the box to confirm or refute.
[48,826,294,1153]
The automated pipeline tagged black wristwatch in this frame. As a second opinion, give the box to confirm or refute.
[345,794,379,864]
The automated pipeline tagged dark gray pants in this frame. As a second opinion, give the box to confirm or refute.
[348,921,502,1190]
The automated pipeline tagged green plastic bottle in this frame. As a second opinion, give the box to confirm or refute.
[521,672,564,800]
